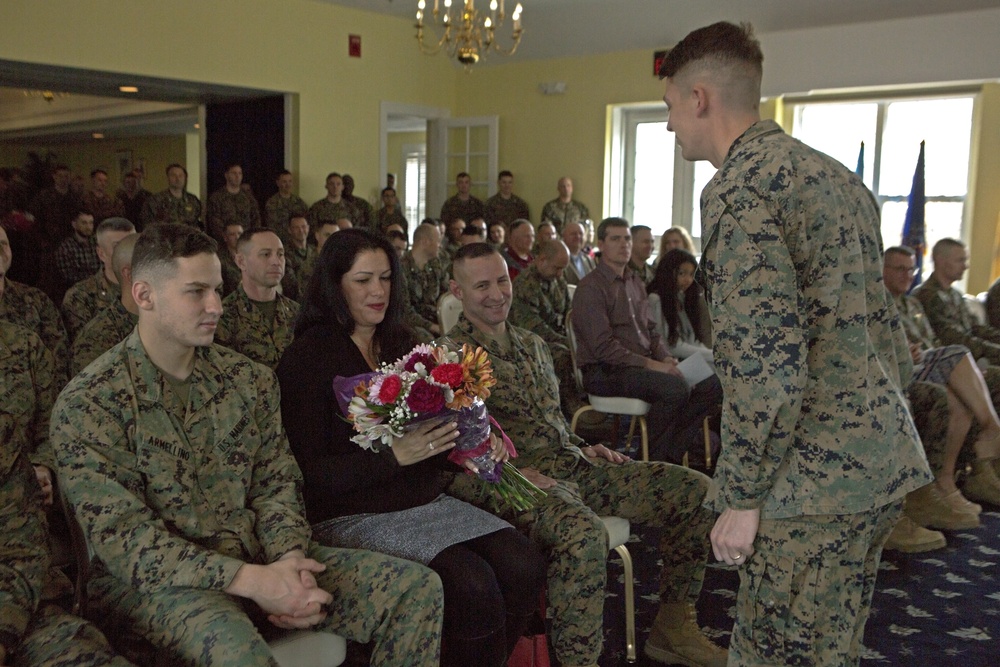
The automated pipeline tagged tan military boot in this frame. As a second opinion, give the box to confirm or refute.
[963,459,1000,507]
[905,484,980,530]
[884,515,946,553]
[644,602,727,667]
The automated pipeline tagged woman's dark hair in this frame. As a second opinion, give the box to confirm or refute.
[295,228,412,361]
[648,248,705,347]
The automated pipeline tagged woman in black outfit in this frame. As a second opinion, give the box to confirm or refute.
[276,229,546,667]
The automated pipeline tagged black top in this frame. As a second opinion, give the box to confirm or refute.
[276,324,454,524]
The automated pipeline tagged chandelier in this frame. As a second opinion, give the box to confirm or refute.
[415,0,524,69]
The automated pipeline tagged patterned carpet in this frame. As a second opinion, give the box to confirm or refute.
[596,510,1000,667]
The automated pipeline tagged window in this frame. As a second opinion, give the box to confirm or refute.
[791,94,975,276]
[611,105,716,257]
[403,145,426,233]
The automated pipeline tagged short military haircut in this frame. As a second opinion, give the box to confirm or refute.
[509,218,532,233]
[132,223,218,283]
[166,163,187,177]
[236,227,280,252]
[462,225,485,238]
[276,169,292,179]
[90,168,108,178]
[498,170,513,180]
[932,238,965,260]
[885,246,916,261]
[387,230,407,244]
[224,162,242,172]
[632,224,652,235]
[53,164,70,174]
[96,217,136,240]
[420,218,438,227]
[597,217,630,241]
[326,172,341,182]
[658,21,762,79]
[413,223,437,245]
[537,239,568,260]
[453,241,501,267]
[456,172,471,180]
[111,233,139,285]
[382,187,396,196]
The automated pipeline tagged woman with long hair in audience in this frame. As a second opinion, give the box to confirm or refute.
[276,228,546,667]
[657,226,696,259]
[647,248,713,365]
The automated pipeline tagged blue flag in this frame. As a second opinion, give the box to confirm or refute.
[901,141,926,290]
[855,141,865,179]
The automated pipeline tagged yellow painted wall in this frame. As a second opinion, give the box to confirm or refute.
[0,0,456,199]
[970,83,1000,291]
[455,49,659,220]
[0,135,186,193]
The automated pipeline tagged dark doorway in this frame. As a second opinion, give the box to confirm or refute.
[205,95,285,212]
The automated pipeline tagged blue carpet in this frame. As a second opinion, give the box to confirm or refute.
[596,511,1000,667]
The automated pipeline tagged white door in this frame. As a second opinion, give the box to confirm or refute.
[427,116,499,220]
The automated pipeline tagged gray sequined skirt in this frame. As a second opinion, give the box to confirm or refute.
[311,494,513,564]
[914,344,968,384]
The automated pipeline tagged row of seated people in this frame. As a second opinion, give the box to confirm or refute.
[1,222,731,667]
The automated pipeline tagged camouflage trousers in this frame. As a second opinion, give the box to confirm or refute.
[88,545,443,667]
[450,458,713,666]
[10,603,134,667]
[729,500,902,667]
[906,380,951,476]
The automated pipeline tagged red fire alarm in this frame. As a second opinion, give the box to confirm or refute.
[349,35,361,58]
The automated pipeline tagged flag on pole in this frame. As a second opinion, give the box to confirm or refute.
[855,141,865,179]
[901,141,926,290]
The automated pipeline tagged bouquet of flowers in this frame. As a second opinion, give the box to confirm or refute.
[332,342,546,512]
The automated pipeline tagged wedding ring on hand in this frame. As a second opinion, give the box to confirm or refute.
[733,553,743,560]
[428,441,435,450]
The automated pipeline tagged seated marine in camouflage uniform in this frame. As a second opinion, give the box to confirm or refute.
[402,223,450,338]
[51,224,444,667]
[216,229,300,370]
[0,227,69,386]
[508,239,588,419]
[61,217,134,340]
[445,244,726,667]
[71,234,139,377]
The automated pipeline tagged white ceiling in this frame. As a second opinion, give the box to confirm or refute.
[319,0,1000,63]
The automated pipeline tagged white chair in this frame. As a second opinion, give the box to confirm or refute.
[437,291,464,334]
[601,516,637,663]
[59,485,347,667]
[566,308,652,461]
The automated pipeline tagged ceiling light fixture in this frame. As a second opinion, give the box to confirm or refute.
[119,86,139,93]
[415,0,523,70]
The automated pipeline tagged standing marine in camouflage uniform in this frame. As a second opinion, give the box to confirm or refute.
[540,177,590,233]
[661,23,931,665]
[0,227,69,386]
[216,230,300,370]
[264,171,308,245]
[51,223,443,667]
[141,163,202,229]
[342,174,375,230]
[60,218,134,340]
[913,238,1000,366]
[71,234,140,377]
[308,173,352,231]
[446,245,725,667]
[206,164,261,244]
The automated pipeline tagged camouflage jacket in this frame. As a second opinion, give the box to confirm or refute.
[52,331,312,592]
[540,199,590,232]
[140,190,202,229]
[401,252,449,331]
[345,196,375,230]
[447,315,585,477]
[307,199,351,228]
[483,194,529,227]
[219,251,242,298]
[893,293,939,350]
[628,260,655,286]
[289,245,317,295]
[440,195,484,226]
[216,287,300,370]
[0,422,49,655]
[912,272,1000,364]
[264,193,308,237]
[1,322,57,470]
[699,120,930,518]
[206,189,261,243]
[71,299,136,377]
[61,269,118,340]
[0,279,68,387]
[509,264,570,348]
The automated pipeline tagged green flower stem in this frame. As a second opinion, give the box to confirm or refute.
[489,461,547,513]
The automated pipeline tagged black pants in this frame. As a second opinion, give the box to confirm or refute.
[429,528,547,667]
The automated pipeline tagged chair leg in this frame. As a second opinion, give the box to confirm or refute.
[625,416,637,457]
[702,416,712,469]
[638,416,649,462]
[613,544,637,663]
[570,405,596,433]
